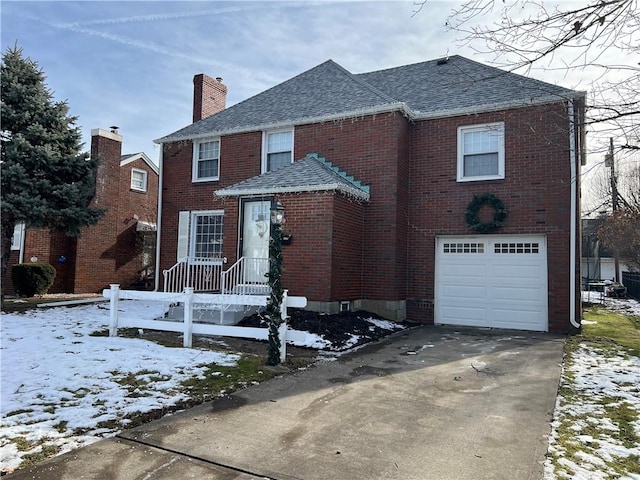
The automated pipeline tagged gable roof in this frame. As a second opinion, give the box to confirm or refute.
[156,55,582,144]
[356,55,579,118]
[120,152,159,174]
[157,60,405,144]
[215,153,370,202]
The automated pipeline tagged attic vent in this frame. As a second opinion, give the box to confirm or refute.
[437,57,449,65]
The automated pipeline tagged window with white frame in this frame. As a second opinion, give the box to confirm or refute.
[11,223,25,251]
[457,122,505,181]
[131,168,148,191]
[190,211,224,262]
[192,139,220,181]
[263,129,293,173]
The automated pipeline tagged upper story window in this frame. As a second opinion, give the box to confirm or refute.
[131,168,148,192]
[457,122,505,182]
[262,129,293,173]
[193,139,220,182]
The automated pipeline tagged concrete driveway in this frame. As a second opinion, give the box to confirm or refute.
[9,326,565,480]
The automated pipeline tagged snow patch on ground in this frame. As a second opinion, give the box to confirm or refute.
[0,301,240,474]
[544,294,640,480]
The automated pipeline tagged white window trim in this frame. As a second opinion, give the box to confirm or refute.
[189,210,224,264]
[131,168,148,192]
[192,138,221,182]
[457,122,505,182]
[261,128,294,174]
[11,223,25,251]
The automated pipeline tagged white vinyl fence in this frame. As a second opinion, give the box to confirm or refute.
[103,284,308,363]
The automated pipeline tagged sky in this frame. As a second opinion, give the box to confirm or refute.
[3,0,635,215]
[1,0,594,162]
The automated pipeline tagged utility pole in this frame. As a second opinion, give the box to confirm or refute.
[605,137,620,283]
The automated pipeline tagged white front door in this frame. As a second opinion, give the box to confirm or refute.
[242,201,270,282]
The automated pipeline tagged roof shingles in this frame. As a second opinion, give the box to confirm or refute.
[156,55,581,144]
[215,153,370,201]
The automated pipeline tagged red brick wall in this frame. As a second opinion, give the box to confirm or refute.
[159,132,262,273]
[407,103,575,332]
[4,132,159,296]
[330,194,365,300]
[5,229,77,294]
[295,112,410,301]
[278,193,334,299]
[193,74,227,122]
[159,103,577,332]
[75,138,159,293]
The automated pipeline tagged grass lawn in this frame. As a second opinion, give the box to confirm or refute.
[545,304,640,479]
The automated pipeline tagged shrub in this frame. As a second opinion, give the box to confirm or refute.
[11,263,56,297]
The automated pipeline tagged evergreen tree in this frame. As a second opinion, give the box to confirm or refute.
[1,45,104,301]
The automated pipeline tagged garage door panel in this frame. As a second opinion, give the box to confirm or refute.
[440,263,486,280]
[435,235,548,331]
[491,264,543,282]
[492,309,545,330]
[441,305,487,323]
[441,284,486,299]
[492,285,545,303]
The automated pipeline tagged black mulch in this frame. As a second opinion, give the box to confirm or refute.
[238,308,407,351]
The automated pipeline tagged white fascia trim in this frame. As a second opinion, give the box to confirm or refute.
[120,152,159,174]
[413,92,587,121]
[153,103,412,144]
[215,183,370,202]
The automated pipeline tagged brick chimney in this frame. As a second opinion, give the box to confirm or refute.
[90,127,123,207]
[193,74,227,123]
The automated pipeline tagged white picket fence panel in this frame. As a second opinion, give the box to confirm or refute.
[103,284,308,363]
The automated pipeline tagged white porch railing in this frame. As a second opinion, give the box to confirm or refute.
[103,285,308,363]
[163,257,226,293]
[221,257,270,294]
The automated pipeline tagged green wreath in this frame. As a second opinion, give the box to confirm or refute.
[465,193,508,233]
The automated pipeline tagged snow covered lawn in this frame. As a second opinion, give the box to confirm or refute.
[0,300,247,474]
[544,295,640,480]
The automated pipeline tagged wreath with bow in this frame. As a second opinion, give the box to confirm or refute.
[465,193,508,233]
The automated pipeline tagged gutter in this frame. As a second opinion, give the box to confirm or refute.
[568,99,581,330]
[153,103,413,144]
[153,145,164,292]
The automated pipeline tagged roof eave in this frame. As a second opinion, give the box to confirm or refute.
[119,152,159,174]
[215,183,370,202]
[413,92,586,121]
[154,103,412,144]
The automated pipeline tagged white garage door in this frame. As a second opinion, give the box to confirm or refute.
[435,235,548,331]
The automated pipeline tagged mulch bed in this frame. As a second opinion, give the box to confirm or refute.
[238,308,407,350]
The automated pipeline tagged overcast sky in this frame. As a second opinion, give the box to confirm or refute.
[2,0,595,164]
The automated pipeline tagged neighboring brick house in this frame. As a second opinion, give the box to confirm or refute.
[6,128,159,295]
[155,55,586,333]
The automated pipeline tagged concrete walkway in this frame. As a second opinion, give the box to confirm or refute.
[9,326,565,480]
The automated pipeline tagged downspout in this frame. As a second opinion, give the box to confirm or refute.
[568,99,581,329]
[153,145,164,292]
[18,224,25,264]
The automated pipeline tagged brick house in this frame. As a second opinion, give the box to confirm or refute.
[155,56,586,333]
[6,128,159,294]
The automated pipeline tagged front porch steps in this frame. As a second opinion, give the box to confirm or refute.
[164,302,263,326]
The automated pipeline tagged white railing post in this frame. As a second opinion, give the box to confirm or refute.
[279,289,289,363]
[183,287,194,348]
[109,284,120,337]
